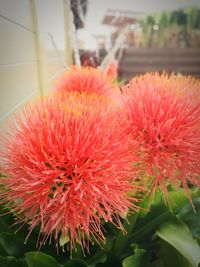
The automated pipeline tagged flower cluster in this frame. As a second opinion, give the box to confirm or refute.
[0,67,200,254]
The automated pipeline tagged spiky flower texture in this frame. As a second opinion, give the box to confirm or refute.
[53,66,118,100]
[122,73,200,200]
[0,92,138,253]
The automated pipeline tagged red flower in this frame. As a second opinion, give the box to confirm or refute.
[0,92,139,253]
[53,66,119,100]
[122,73,200,200]
[105,60,119,80]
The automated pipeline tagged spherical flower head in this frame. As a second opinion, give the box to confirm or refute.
[53,66,119,101]
[122,72,200,201]
[0,92,139,253]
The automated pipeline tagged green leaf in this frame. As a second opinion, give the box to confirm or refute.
[0,256,27,267]
[159,241,193,267]
[167,189,196,212]
[59,234,69,247]
[0,207,14,233]
[113,212,139,256]
[87,251,107,267]
[131,210,171,243]
[63,258,88,267]
[149,259,164,267]
[122,248,146,267]
[177,197,200,238]
[157,218,200,267]
[0,233,24,256]
[131,189,198,243]
[25,252,60,267]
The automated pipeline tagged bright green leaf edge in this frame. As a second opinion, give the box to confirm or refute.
[157,218,200,267]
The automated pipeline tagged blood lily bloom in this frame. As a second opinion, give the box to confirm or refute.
[122,73,200,200]
[53,66,119,101]
[0,92,139,253]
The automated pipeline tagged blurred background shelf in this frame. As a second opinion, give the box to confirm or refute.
[119,47,200,80]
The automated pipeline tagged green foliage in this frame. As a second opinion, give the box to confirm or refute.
[185,7,200,29]
[158,242,194,267]
[0,233,24,256]
[177,197,200,238]
[122,247,145,267]
[87,251,107,267]
[63,259,88,267]
[25,252,60,267]
[157,218,200,267]
[0,256,27,267]
[0,190,199,266]
[140,6,200,47]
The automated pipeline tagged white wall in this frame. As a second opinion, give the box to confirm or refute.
[0,0,72,126]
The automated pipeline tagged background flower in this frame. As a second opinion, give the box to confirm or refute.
[53,66,120,101]
[0,92,139,253]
